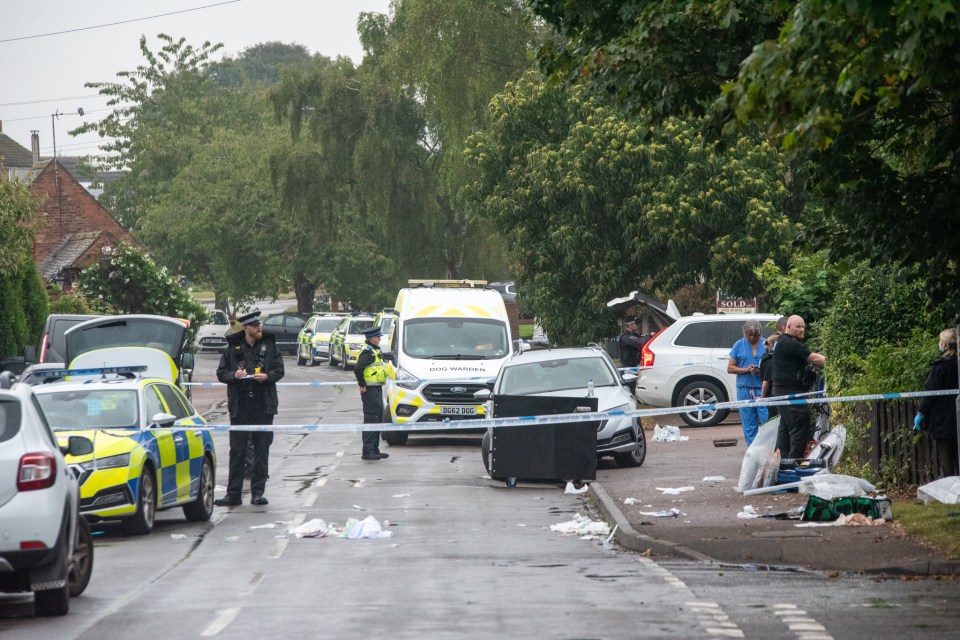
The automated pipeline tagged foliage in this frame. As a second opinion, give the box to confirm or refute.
[466,74,802,344]
[72,34,224,229]
[531,0,788,117]
[717,1,960,315]
[77,243,207,347]
[49,292,93,315]
[0,177,43,275]
[18,257,49,347]
[0,277,28,358]
[208,42,313,87]
[754,249,847,324]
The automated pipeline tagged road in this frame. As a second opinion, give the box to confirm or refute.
[3,353,959,638]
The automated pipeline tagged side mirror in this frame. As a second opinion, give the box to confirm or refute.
[621,373,638,385]
[517,341,531,353]
[473,388,491,401]
[62,435,94,457]
[382,351,396,365]
[150,412,177,428]
[484,377,497,391]
[23,345,36,364]
[181,352,195,372]
[303,328,313,334]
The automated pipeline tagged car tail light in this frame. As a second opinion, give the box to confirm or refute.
[640,328,666,368]
[17,453,57,491]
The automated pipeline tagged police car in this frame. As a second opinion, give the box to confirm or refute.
[296,314,345,366]
[32,356,215,536]
[328,314,376,370]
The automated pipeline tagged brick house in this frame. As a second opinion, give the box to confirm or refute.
[30,159,137,292]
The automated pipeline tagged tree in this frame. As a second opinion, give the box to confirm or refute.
[530,0,787,117]
[208,42,314,88]
[466,74,801,343]
[0,177,43,275]
[717,1,960,315]
[78,243,207,346]
[71,34,225,230]
[0,178,46,357]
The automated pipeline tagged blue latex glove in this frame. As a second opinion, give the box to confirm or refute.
[914,413,923,431]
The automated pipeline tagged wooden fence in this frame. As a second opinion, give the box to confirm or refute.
[855,399,946,486]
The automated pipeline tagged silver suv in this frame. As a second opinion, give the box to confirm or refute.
[636,313,780,427]
[0,372,94,616]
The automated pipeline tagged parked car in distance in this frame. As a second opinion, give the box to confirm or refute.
[373,309,399,353]
[476,346,646,470]
[262,312,311,356]
[31,349,216,536]
[488,280,517,303]
[636,313,780,427]
[0,371,95,616]
[1,314,101,376]
[195,309,230,353]
[296,314,345,366]
[328,314,376,370]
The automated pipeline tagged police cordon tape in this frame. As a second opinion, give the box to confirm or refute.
[49,387,954,435]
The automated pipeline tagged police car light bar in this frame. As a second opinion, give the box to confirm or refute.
[34,365,149,380]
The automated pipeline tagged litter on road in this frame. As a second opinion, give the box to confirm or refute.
[550,513,611,538]
[341,515,393,539]
[623,497,641,505]
[653,424,689,442]
[656,485,695,495]
[737,506,760,519]
[565,482,589,494]
[702,476,726,482]
[637,508,684,518]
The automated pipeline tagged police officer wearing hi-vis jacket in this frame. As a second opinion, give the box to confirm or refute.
[354,326,390,460]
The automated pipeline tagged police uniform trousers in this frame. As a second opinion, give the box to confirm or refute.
[361,384,383,455]
[773,386,811,459]
[226,411,275,499]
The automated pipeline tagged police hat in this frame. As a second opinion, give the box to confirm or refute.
[624,315,638,324]
[239,311,262,326]
[362,326,382,340]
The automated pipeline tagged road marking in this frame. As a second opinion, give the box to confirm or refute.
[316,477,328,488]
[686,601,745,638]
[773,603,833,639]
[335,450,344,457]
[304,493,318,507]
[238,571,264,597]
[201,608,240,636]
[269,536,289,559]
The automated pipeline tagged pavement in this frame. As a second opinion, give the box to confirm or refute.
[592,419,960,576]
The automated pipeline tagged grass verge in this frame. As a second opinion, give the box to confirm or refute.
[892,500,960,558]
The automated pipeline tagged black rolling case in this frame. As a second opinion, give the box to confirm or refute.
[489,395,598,484]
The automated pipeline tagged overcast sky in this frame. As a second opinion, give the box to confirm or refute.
[0,0,391,158]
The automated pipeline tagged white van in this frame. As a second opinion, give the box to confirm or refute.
[382,280,516,446]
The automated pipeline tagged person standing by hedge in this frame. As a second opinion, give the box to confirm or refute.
[772,315,826,459]
[727,320,768,446]
[915,328,959,478]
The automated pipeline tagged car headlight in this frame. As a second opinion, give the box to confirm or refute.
[397,368,421,391]
[94,453,131,469]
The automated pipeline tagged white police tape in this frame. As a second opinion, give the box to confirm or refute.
[51,387,956,434]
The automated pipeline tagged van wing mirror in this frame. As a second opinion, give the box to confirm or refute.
[181,352,195,371]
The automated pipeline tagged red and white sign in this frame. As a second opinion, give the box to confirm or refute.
[716,292,757,314]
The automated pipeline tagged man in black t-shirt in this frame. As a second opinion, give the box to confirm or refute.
[771,315,825,458]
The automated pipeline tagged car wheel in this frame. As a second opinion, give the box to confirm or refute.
[182,456,214,522]
[614,423,647,468]
[384,431,408,446]
[328,346,339,366]
[68,516,94,597]
[296,345,306,366]
[480,431,494,476]
[122,466,157,536]
[677,380,729,427]
[307,348,316,367]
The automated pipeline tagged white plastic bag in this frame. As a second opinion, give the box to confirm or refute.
[798,473,876,499]
[653,424,686,442]
[917,476,960,504]
[735,417,780,492]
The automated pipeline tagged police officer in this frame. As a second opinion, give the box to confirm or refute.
[214,311,285,506]
[619,315,650,369]
[355,325,389,460]
[771,315,825,459]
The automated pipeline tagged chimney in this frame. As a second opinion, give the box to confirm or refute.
[31,131,40,163]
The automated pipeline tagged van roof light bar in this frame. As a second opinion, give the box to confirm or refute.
[407,279,488,288]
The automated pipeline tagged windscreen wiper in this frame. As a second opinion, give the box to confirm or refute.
[429,354,465,359]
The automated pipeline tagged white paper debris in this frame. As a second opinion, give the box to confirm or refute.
[656,486,695,495]
[340,515,393,539]
[637,508,683,517]
[292,518,330,538]
[550,513,611,537]
[737,505,760,519]
[623,497,641,505]
[248,523,277,530]
[170,534,188,540]
[652,424,689,442]
[917,476,960,504]
[565,482,589,494]
[392,493,411,498]
[702,476,725,482]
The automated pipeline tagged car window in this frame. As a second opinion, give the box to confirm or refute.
[37,389,139,429]
[0,399,22,443]
[32,396,57,447]
[500,356,617,394]
[156,383,191,419]
[263,316,284,330]
[316,318,341,332]
[403,317,508,359]
[348,320,374,334]
[211,311,229,325]
[718,321,747,349]
[674,321,723,348]
[144,385,167,422]
[286,316,307,329]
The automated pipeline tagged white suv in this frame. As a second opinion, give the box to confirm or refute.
[636,313,780,427]
[0,371,94,616]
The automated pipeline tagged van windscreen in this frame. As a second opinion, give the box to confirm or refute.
[402,318,508,359]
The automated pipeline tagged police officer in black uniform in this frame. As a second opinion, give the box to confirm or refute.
[619,315,650,370]
[214,311,285,506]
[354,326,390,460]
